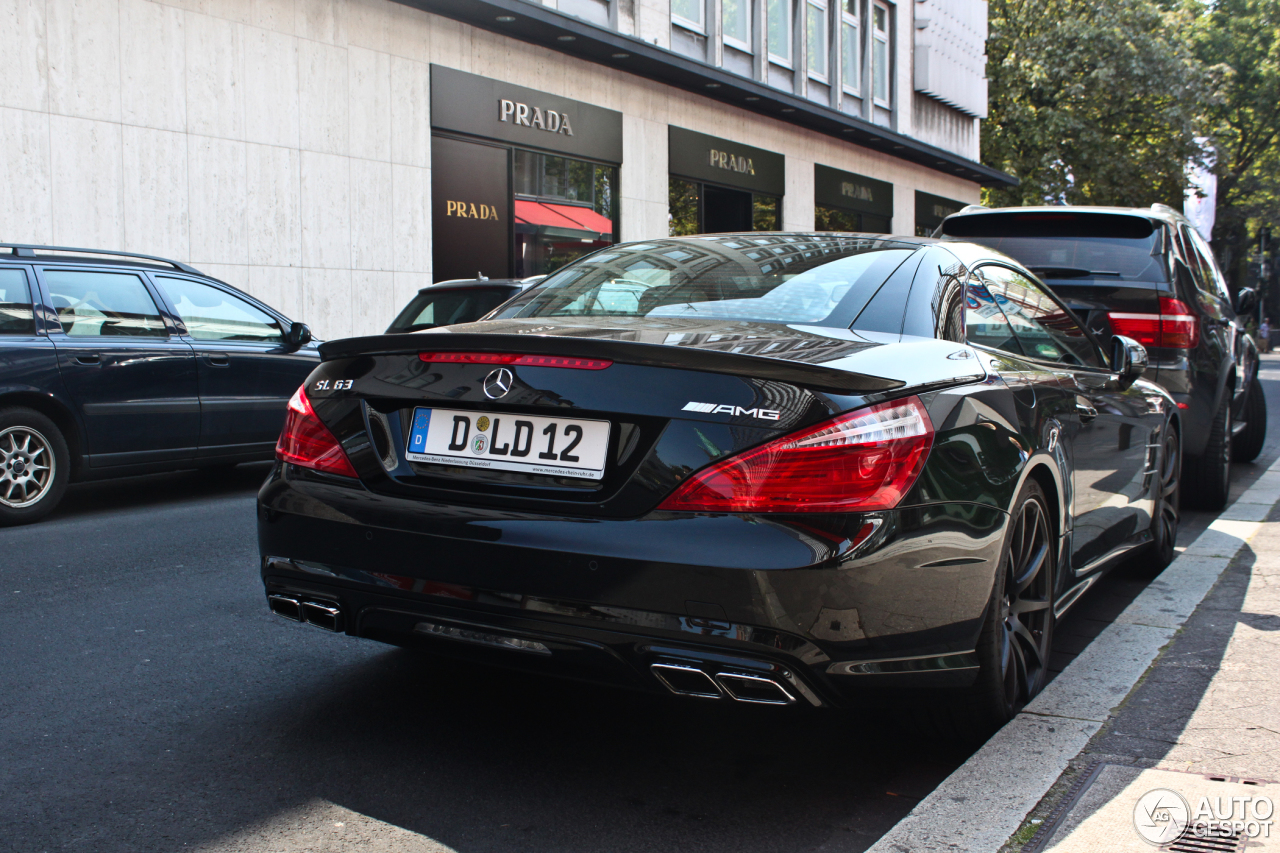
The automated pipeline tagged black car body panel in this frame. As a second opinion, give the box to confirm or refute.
[0,245,319,482]
[259,234,1177,709]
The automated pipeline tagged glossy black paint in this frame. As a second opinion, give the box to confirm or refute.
[0,250,319,482]
[258,235,1178,709]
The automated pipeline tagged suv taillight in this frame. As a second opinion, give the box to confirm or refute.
[275,386,358,477]
[657,397,934,513]
[1107,297,1199,349]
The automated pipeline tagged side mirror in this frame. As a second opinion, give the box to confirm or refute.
[285,322,312,349]
[1235,287,1258,316]
[1110,335,1148,388]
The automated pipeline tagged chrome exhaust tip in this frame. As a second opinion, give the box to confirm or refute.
[651,662,722,699]
[300,600,343,632]
[715,672,797,705]
[267,593,302,621]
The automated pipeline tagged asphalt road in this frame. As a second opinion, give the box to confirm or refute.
[4,361,1280,853]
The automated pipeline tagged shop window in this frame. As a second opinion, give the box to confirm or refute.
[513,149,617,278]
[872,2,890,106]
[768,0,793,66]
[841,0,860,94]
[807,0,829,81]
[669,179,701,236]
[815,205,890,234]
[753,197,780,231]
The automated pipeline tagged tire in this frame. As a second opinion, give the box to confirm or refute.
[927,479,1056,740]
[1132,426,1180,576]
[1233,376,1266,463]
[1184,392,1232,511]
[0,407,70,526]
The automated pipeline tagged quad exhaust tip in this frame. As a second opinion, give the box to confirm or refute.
[650,662,797,705]
[267,594,343,632]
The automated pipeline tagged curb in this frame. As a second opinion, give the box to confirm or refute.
[864,455,1280,853]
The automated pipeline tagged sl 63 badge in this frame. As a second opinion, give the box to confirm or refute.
[313,379,354,391]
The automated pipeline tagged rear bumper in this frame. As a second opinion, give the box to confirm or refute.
[258,464,1008,708]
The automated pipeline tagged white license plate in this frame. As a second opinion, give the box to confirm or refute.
[405,407,610,480]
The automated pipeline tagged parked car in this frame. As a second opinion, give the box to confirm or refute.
[385,277,544,334]
[0,243,318,525]
[937,204,1264,509]
[259,233,1178,736]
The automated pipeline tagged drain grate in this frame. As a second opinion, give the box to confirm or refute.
[1167,827,1242,853]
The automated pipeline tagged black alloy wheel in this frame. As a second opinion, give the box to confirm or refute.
[1185,392,1232,511]
[928,480,1056,740]
[1134,427,1180,575]
[1233,376,1266,463]
[997,488,1055,713]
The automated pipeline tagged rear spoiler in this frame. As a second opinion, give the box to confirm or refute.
[318,333,904,395]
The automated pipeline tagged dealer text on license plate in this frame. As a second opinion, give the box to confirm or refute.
[404,407,610,479]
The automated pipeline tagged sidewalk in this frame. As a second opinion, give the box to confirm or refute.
[864,452,1280,852]
[1007,493,1280,852]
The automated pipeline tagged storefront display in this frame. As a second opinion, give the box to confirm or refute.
[814,164,893,234]
[429,67,623,281]
[915,190,967,237]
[668,127,785,235]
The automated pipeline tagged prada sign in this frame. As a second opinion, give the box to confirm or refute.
[431,65,622,163]
[668,126,785,196]
[915,190,967,230]
[432,136,511,282]
[814,164,893,217]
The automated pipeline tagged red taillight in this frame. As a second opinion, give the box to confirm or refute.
[418,352,612,370]
[275,386,358,478]
[1107,297,1199,349]
[657,397,934,513]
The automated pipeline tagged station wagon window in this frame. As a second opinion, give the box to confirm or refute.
[43,270,167,338]
[979,266,1103,368]
[0,269,35,334]
[156,278,283,343]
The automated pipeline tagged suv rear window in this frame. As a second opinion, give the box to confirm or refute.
[941,212,1165,283]
[0,269,34,334]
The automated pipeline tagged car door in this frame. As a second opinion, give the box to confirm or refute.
[979,264,1153,573]
[153,275,314,456]
[40,267,200,468]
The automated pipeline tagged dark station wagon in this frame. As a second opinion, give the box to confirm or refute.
[0,244,318,525]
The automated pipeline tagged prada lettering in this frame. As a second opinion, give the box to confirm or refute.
[682,401,782,421]
[841,181,874,202]
[445,200,501,220]
[709,149,756,175]
[499,99,575,136]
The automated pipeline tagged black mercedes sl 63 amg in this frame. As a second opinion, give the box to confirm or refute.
[258,234,1179,736]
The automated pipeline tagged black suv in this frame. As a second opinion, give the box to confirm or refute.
[938,205,1263,509]
[0,244,319,525]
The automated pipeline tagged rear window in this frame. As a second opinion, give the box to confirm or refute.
[0,269,35,334]
[390,287,517,332]
[941,213,1165,283]
[493,235,917,328]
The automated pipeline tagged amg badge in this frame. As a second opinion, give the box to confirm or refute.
[682,401,782,421]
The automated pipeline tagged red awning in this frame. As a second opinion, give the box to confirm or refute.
[514,199,613,235]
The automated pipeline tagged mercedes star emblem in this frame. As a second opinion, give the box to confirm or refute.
[483,367,514,399]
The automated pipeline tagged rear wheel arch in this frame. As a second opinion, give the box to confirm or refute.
[0,392,83,480]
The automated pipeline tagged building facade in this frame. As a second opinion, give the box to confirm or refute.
[0,0,1006,339]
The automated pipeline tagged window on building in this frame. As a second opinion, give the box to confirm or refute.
[841,0,860,94]
[672,0,705,32]
[723,0,751,50]
[513,149,618,277]
[872,2,890,105]
[807,0,829,80]
[768,0,793,66]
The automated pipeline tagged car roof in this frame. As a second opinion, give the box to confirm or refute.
[418,278,527,292]
[942,204,1187,227]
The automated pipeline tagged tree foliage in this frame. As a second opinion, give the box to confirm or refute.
[982,0,1211,208]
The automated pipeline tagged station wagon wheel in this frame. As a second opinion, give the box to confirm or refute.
[999,490,1053,711]
[0,408,70,526]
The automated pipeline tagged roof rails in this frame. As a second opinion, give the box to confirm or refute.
[0,243,206,275]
